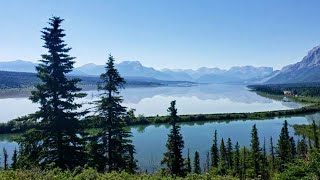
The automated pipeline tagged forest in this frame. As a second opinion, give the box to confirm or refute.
[0,17,320,180]
[249,83,320,97]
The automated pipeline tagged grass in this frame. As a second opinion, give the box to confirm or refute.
[0,168,237,180]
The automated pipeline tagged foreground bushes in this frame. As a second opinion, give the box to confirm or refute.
[0,168,237,180]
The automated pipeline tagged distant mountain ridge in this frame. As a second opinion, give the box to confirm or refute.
[76,61,274,83]
[266,45,320,84]
[0,59,275,84]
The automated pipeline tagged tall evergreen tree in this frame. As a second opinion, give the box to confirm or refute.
[93,54,136,172]
[24,17,87,169]
[297,136,308,159]
[193,151,201,174]
[3,148,8,170]
[226,138,233,169]
[211,130,219,167]
[240,147,247,180]
[126,145,138,173]
[205,151,210,173]
[218,138,227,175]
[312,120,319,149]
[186,148,192,173]
[261,138,269,179]
[233,142,240,177]
[11,148,18,169]
[277,120,293,172]
[250,124,261,178]
[269,137,275,172]
[161,100,185,176]
[17,129,42,169]
[289,137,297,157]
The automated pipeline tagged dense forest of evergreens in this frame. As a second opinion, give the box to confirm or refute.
[0,17,320,179]
[249,83,320,97]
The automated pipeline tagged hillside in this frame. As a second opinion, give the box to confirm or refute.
[0,71,191,89]
[266,45,320,84]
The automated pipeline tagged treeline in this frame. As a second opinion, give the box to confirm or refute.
[2,104,319,135]
[249,83,320,97]
[83,105,320,127]
[158,112,320,179]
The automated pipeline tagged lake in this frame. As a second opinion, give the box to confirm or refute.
[1,114,318,171]
[0,84,301,123]
[0,84,312,171]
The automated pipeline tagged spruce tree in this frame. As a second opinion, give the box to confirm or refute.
[126,145,138,173]
[94,54,136,172]
[218,138,227,175]
[277,120,292,172]
[261,138,269,179]
[11,148,18,169]
[3,148,8,170]
[205,151,210,173]
[186,148,192,173]
[87,135,106,172]
[290,137,297,157]
[297,136,308,159]
[312,120,319,149]
[193,151,201,174]
[233,142,240,177]
[211,130,219,167]
[269,137,275,172]
[226,138,233,169]
[26,17,87,169]
[250,124,261,177]
[17,129,42,169]
[240,147,247,180]
[161,100,185,176]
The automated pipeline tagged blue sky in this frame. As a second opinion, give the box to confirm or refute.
[0,0,320,70]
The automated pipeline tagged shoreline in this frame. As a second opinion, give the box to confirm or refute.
[131,105,320,125]
[1,89,320,134]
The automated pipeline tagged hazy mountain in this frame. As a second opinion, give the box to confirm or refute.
[76,61,175,80]
[0,60,87,76]
[266,45,320,84]
[160,66,274,83]
[0,59,275,84]
[0,60,37,73]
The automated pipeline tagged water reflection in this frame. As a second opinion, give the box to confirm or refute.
[0,84,301,122]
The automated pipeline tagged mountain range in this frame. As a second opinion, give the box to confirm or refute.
[2,45,320,84]
[265,45,320,84]
[0,60,275,84]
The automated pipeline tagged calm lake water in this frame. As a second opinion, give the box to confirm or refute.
[0,114,318,171]
[0,84,312,171]
[0,84,301,123]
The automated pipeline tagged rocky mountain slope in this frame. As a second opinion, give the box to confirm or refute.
[266,45,320,84]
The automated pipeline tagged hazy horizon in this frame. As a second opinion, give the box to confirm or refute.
[1,0,320,70]
[0,59,281,71]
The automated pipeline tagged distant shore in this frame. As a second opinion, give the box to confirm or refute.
[1,89,320,134]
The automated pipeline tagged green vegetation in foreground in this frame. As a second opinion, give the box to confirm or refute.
[3,120,320,180]
[0,168,237,180]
